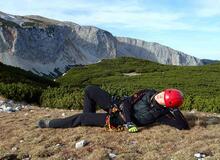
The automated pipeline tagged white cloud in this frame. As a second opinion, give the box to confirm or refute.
[194,0,220,17]
[52,1,190,31]
[0,0,220,32]
[0,0,191,31]
[70,11,191,31]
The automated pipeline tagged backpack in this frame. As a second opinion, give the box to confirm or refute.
[105,89,149,131]
[105,104,125,131]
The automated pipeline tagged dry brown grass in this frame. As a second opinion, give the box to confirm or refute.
[0,107,220,160]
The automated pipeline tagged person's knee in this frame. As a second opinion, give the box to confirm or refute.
[179,124,190,130]
[84,85,99,94]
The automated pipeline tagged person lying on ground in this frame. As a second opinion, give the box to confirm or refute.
[37,85,190,133]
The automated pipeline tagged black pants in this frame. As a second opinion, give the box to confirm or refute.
[49,85,111,128]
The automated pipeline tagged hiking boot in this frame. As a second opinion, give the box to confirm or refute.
[37,119,50,128]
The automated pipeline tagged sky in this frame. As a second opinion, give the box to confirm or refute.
[0,0,220,60]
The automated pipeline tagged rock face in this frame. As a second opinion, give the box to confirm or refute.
[116,37,203,66]
[0,11,210,76]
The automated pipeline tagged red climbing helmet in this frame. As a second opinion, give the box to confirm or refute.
[164,89,184,108]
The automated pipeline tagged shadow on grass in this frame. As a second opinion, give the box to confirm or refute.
[184,113,220,128]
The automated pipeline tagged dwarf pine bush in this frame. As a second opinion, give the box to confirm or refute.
[0,57,219,112]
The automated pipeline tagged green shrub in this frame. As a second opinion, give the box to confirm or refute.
[55,57,220,112]
[1,57,220,113]
[0,62,57,103]
[40,87,84,109]
[0,82,42,103]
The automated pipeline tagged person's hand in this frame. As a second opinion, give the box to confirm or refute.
[126,122,138,133]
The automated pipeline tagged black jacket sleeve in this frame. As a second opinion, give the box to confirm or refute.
[156,108,190,130]
[120,98,133,123]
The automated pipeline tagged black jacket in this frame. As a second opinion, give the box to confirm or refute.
[121,89,190,130]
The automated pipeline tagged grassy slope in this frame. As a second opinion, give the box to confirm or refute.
[0,62,56,87]
[0,57,219,112]
[58,57,220,97]
[0,62,57,102]
[57,57,220,112]
[0,107,220,160]
[0,58,220,159]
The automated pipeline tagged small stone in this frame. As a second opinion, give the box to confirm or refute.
[194,152,206,158]
[75,140,87,149]
[55,143,61,147]
[23,104,31,109]
[62,113,66,117]
[8,100,14,105]
[15,104,22,111]
[0,100,5,105]
[6,106,13,112]
[20,140,24,143]
[109,153,116,159]
[11,147,18,151]
[24,113,29,116]
[1,104,7,110]
[190,109,197,113]
[15,107,20,111]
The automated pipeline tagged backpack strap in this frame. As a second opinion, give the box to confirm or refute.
[130,89,147,105]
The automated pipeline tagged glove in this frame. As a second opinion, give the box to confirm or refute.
[125,122,138,133]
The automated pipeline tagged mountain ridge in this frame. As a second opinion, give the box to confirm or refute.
[0,11,216,76]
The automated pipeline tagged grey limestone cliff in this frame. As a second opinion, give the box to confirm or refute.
[116,37,203,66]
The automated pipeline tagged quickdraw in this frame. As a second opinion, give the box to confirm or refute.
[105,105,125,132]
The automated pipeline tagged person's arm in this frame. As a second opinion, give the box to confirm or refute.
[120,98,138,133]
[156,108,190,130]
[120,99,133,123]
